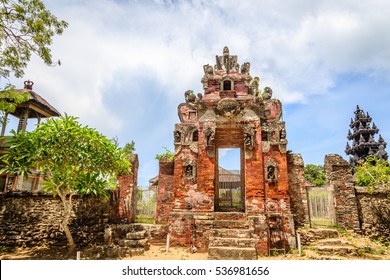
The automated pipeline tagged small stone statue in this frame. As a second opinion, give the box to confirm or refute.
[263,86,273,100]
[249,76,260,95]
[244,134,252,146]
[185,90,196,103]
[174,131,181,142]
[203,64,214,76]
[267,166,276,181]
[241,62,250,75]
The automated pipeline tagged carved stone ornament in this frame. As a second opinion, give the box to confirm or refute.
[265,158,278,183]
[216,98,241,118]
[189,142,199,154]
[183,159,197,182]
[204,127,215,147]
[215,46,239,73]
[262,141,271,153]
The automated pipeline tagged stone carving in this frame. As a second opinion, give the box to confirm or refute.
[216,98,241,118]
[215,46,239,73]
[185,90,196,103]
[280,128,286,140]
[174,130,181,142]
[189,142,198,154]
[183,159,197,181]
[184,89,203,110]
[249,76,260,96]
[244,134,252,146]
[265,158,278,183]
[203,64,214,76]
[240,62,250,75]
[204,127,215,146]
[263,86,273,100]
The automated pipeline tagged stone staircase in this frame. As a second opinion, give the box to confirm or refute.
[205,213,258,260]
[296,228,358,259]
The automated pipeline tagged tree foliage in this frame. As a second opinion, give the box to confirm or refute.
[304,164,326,187]
[1,114,131,256]
[122,140,136,156]
[355,156,390,195]
[0,84,30,135]
[0,0,68,82]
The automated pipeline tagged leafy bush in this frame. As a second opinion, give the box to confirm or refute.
[355,157,390,195]
[155,147,174,162]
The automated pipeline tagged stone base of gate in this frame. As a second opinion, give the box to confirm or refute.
[167,211,297,257]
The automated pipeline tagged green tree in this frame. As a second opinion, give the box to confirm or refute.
[0,0,67,135]
[0,0,68,82]
[1,115,131,257]
[0,85,30,136]
[355,156,390,195]
[304,164,326,187]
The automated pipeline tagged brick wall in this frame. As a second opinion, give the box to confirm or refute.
[287,153,309,228]
[155,160,174,224]
[324,154,360,230]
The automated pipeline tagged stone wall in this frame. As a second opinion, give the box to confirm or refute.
[355,187,390,242]
[0,192,110,248]
[287,153,309,229]
[324,154,360,230]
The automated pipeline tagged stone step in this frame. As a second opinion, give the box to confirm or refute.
[195,219,249,228]
[307,228,339,239]
[213,212,247,221]
[210,229,252,238]
[126,230,147,240]
[315,238,350,247]
[208,246,257,260]
[315,245,356,255]
[118,238,149,248]
[209,237,256,248]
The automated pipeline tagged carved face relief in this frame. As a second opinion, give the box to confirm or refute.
[216,98,241,118]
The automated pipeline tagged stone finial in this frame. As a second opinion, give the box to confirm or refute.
[24,80,34,90]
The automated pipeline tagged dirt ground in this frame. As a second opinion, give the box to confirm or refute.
[1,233,389,260]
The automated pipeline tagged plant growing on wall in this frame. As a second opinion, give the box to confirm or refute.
[304,164,326,187]
[1,114,131,257]
[155,146,174,162]
[355,156,390,195]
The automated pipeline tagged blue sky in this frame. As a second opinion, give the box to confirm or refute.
[5,0,390,186]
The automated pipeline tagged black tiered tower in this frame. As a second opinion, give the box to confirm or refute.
[345,105,388,168]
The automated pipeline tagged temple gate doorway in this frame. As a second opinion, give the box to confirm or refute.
[216,148,244,212]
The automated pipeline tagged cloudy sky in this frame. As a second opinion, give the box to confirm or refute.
[7,0,390,186]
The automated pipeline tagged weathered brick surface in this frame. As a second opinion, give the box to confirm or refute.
[110,155,138,223]
[287,153,309,228]
[324,154,360,230]
[155,160,174,224]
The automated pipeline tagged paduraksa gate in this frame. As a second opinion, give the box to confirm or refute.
[156,47,299,259]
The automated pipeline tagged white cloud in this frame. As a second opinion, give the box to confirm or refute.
[9,0,390,184]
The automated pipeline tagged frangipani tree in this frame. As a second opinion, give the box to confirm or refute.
[1,114,131,257]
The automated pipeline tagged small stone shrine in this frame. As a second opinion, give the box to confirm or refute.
[155,47,297,257]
